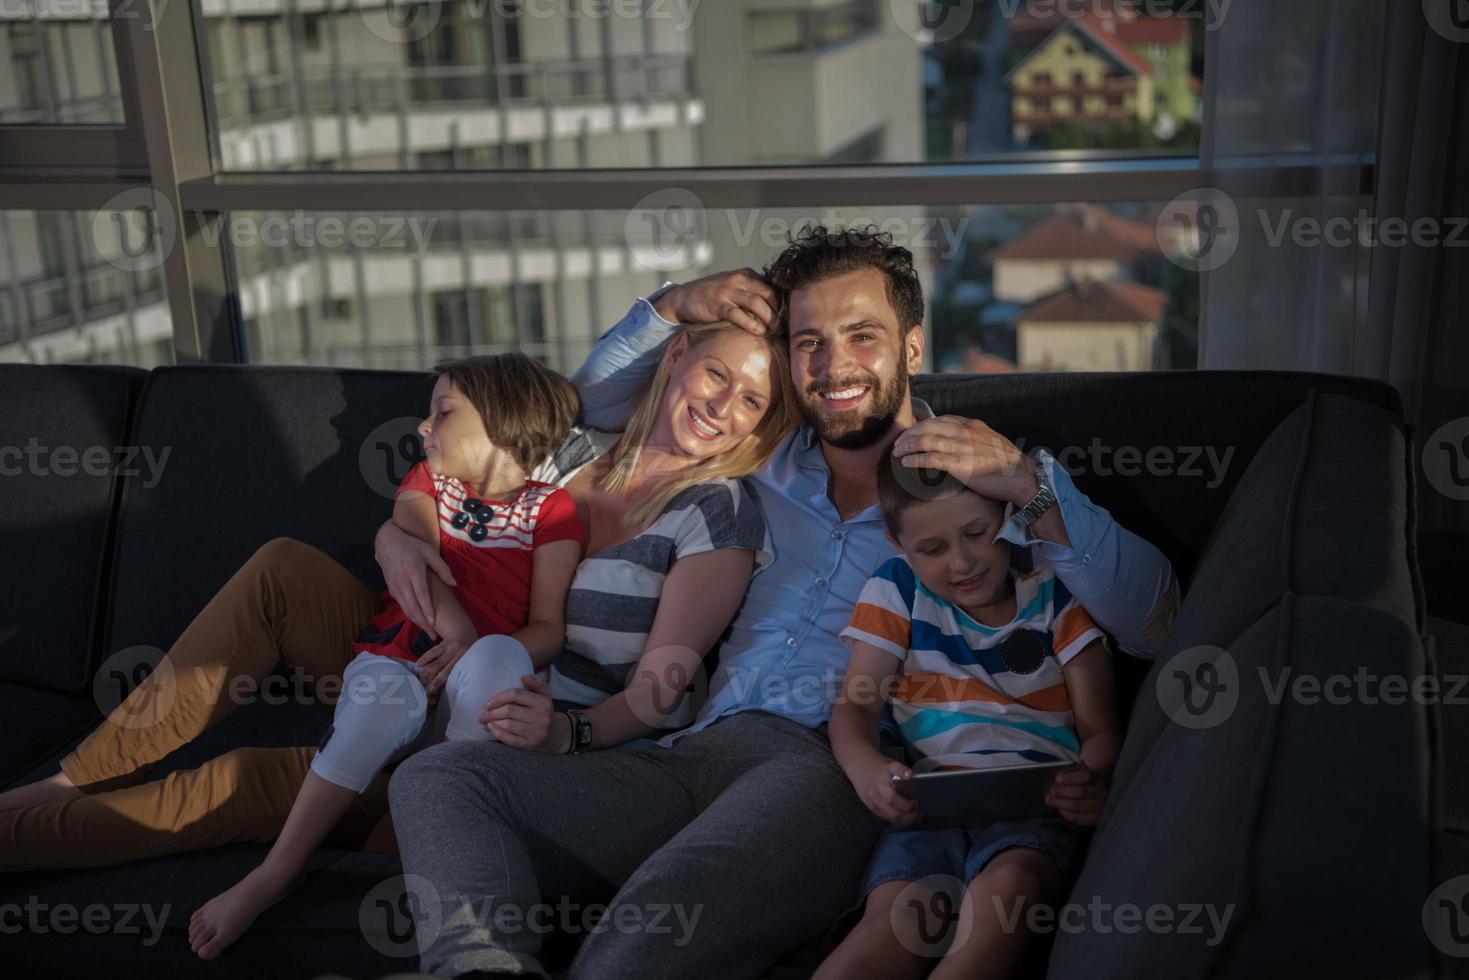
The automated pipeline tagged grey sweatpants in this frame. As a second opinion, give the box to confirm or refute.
[387,710,887,979]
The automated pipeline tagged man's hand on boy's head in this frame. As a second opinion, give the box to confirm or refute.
[652,269,778,337]
[892,416,1037,508]
[1045,761,1110,827]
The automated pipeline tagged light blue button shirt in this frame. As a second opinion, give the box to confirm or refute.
[573,291,1180,745]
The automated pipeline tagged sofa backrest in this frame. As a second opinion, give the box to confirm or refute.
[0,364,146,694]
[100,366,431,665]
[911,370,1401,588]
[1046,392,1430,977]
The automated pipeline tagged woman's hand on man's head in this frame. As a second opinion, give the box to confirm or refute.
[652,269,779,337]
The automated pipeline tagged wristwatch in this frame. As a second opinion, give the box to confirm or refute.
[1013,452,1057,530]
[563,708,593,754]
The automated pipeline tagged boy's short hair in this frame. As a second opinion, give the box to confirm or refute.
[876,440,969,538]
[432,353,580,474]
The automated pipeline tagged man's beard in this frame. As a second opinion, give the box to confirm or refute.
[801,369,909,450]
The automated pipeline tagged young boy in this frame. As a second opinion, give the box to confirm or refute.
[815,444,1120,980]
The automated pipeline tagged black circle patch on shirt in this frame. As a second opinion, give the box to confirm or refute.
[1000,629,1050,675]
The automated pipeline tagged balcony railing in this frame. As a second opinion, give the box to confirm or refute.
[211,55,696,132]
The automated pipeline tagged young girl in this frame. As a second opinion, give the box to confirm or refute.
[188,353,586,959]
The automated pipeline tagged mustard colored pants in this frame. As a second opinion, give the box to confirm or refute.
[0,537,398,870]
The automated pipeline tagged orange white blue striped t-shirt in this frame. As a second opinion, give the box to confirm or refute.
[841,556,1106,773]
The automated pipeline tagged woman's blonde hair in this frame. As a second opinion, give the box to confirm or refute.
[600,321,798,527]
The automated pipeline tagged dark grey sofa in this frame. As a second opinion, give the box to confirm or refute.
[0,364,1441,978]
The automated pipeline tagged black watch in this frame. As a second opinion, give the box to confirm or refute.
[563,708,593,754]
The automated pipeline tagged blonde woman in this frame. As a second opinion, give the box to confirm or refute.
[0,323,796,917]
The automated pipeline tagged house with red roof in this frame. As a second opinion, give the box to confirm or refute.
[1004,8,1201,145]
[1014,278,1170,371]
[986,204,1165,303]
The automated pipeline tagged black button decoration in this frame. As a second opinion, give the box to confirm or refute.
[454,496,496,541]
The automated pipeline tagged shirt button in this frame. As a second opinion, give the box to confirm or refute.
[786,637,798,648]
[815,578,826,588]
[1082,553,1092,564]
[830,529,842,540]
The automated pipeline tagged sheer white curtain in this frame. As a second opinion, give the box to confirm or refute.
[1199,0,1469,550]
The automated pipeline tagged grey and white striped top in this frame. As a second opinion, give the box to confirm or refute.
[541,445,773,729]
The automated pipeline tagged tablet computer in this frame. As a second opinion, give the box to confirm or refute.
[890,759,1074,830]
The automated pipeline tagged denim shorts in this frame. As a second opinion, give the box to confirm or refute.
[834,818,1087,935]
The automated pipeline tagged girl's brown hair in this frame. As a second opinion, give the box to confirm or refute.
[601,321,798,527]
[432,353,580,474]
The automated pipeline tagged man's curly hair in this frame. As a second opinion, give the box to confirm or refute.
[762,224,924,337]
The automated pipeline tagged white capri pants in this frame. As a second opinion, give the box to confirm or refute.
[309,634,535,792]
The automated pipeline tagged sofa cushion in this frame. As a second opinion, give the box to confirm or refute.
[0,365,146,693]
[101,366,432,667]
[0,681,102,788]
[1047,387,1430,977]
[912,371,1400,589]
[1047,596,1429,977]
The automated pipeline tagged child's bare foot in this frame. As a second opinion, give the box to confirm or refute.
[188,863,303,960]
[0,772,81,810]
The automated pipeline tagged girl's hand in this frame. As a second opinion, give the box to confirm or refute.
[848,754,921,825]
[480,674,559,751]
[417,634,471,705]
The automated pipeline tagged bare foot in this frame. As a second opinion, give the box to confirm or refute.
[0,772,81,811]
[188,863,303,960]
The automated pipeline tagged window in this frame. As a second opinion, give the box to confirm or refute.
[2,15,123,124]
[1,2,1209,375]
[0,210,174,368]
